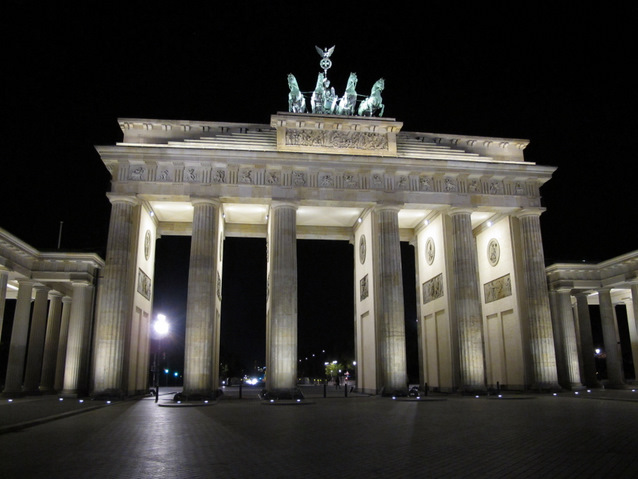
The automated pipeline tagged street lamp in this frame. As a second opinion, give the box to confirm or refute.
[153,314,170,403]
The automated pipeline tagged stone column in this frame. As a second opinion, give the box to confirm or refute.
[62,282,95,397]
[374,205,408,395]
[23,286,50,393]
[450,208,486,392]
[0,268,8,340]
[575,293,600,388]
[598,288,624,388]
[92,194,139,398]
[554,290,582,388]
[627,284,638,380]
[39,291,63,392]
[183,198,219,398]
[2,280,34,397]
[265,202,299,398]
[54,296,72,392]
[517,210,559,390]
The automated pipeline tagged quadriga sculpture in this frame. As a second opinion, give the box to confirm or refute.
[358,78,385,117]
[336,72,358,116]
[287,73,307,113]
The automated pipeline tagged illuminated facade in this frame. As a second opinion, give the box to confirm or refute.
[3,112,637,399]
[92,112,560,397]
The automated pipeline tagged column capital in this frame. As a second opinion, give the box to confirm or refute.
[190,196,221,207]
[447,207,475,217]
[374,203,403,213]
[270,201,298,211]
[514,207,546,219]
[48,290,64,300]
[62,295,72,304]
[106,193,139,206]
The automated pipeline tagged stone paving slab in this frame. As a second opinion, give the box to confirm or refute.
[1,389,638,478]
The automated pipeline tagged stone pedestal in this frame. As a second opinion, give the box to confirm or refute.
[2,280,34,397]
[265,202,299,398]
[183,198,219,398]
[518,211,559,390]
[374,205,408,395]
[450,209,486,392]
[92,194,139,398]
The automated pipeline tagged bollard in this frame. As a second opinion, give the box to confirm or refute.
[424,382,428,396]
[345,382,348,397]
[239,380,243,399]
[323,381,327,398]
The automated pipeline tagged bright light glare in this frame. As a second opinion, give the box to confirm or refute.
[154,314,170,336]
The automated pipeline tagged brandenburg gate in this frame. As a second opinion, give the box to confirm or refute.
[91,51,561,399]
[93,121,561,398]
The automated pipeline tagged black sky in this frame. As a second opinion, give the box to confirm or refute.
[2,3,637,377]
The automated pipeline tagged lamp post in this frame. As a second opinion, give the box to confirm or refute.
[153,314,170,403]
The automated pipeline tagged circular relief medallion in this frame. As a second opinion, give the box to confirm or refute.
[359,235,367,265]
[487,238,500,266]
[144,230,151,260]
[425,237,435,265]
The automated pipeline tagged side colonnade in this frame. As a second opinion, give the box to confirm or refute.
[0,228,103,398]
[547,252,638,390]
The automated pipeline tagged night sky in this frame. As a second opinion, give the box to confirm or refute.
[2,4,636,378]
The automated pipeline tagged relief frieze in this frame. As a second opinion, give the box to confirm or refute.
[137,268,152,300]
[484,274,512,304]
[422,273,444,304]
[285,129,388,151]
[360,274,369,301]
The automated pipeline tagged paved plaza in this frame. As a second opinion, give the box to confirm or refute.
[1,387,638,478]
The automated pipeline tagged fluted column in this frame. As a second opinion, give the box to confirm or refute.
[23,286,50,393]
[598,288,624,388]
[54,296,72,392]
[374,205,408,395]
[0,268,8,340]
[628,284,638,381]
[183,198,219,398]
[575,293,600,388]
[554,290,582,388]
[450,209,486,392]
[92,194,139,397]
[62,282,95,397]
[2,280,34,397]
[517,210,559,390]
[266,202,298,397]
[39,291,63,392]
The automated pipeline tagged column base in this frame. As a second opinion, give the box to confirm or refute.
[38,386,57,395]
[530,382,562,393]
[91,388,125,401]
[601,380,628,390]
[177,389,220,401]
[259,388,304,400]
[457,386,488,396]
[22,389,44,396]
[1,390,25,399]
[380,386,409,397]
